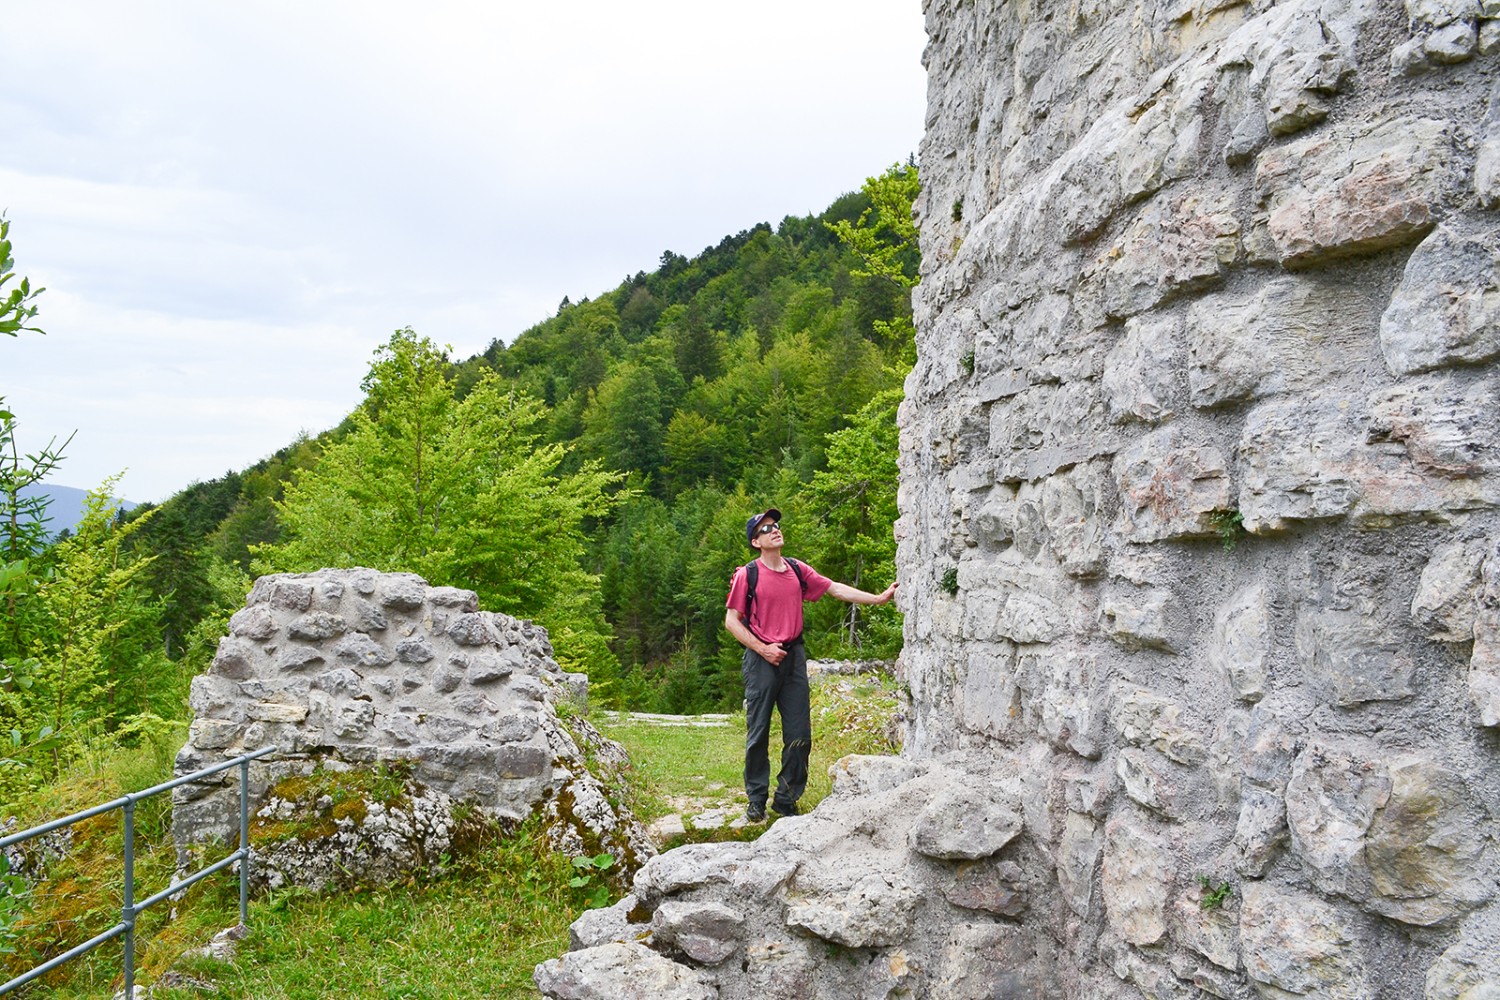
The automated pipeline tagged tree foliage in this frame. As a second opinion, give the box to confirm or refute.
[110,166,921,713]
[257,330,625,676]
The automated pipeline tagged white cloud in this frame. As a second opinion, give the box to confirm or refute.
[1,1,926,502]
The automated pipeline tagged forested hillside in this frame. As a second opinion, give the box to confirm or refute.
[0,165,917,798]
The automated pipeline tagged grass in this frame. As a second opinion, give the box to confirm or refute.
[2,671,902,998]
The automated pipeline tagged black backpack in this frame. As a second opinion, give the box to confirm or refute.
[743,558,807,638]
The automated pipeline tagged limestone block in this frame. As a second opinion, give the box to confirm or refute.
[268,579,313,612]
[1357,377,1500,521]
[785,872,920,948]
[991,381,1118,484]
[333,633,394,668]
[1103,313,1181,425]
[1053,138,1124,245]
[310,668,361,697]
[426,586,478,611]
[1171,884,1239,971]
[276,645,326,672]
[1116,747,1189,820]
[930,922,1051,1000]
[247,702,308,723]
[228,604,277,640]
[187,718,242,751]
[1086,190,1239,320]
[533,942,713,1000]
[1113,426,1232,543]
[826,754,925,799]
[568,895,637,951]
[287,611,348,641]
[1102,818,1170,946]
[631,842,757,908]
[332,702,374,739]
[1099,587,1178,653]
[1110,683,1207,765]
[909,780,1023,860]
[1481,18,1500,53]
[466,648,521,684]
[350,598,387,632]
[1296,608,1415,707]
[1056,811,1104,918]
[1241,710,1298,791]
[1239,883,1369,999]
[210,636,256,680]
[1187,278,1356,409]
[998,591,1068,644]
[1247,0,1366,139]
[1034,649,1105,759]
[972,489,1016,550]
[958,646,1022,740]
[431,662,464,694]
[1380,225,1500,375]
[1013,500,1045,560]
[1424,915,1500,998]
[395,636,435,664]
[1285,743,1392,899]
[1041,468,1106,578]
[1209,582,1271,702]
[1407,0,1482,26]
[189,675,242,720]
[1238,396,1364,532]
[650,901,744,965]
[379,576,427,611]
[1472,606,1500,725]
[1254,116,1452,267]
[942,859,1027,916]
[1233,784,1289,877]
[1364,757,1492,925]
[447,613,499,646]
[1117,84,1204,203]
[1427,18,1480,59]
[1063,767,1115,818]
[1410,538,1485,641]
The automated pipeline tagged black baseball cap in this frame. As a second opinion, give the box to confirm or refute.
[745,508,782,547]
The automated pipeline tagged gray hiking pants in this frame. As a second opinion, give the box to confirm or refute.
[743,641,811,811]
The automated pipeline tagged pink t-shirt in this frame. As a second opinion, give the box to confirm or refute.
[725,558,833,644]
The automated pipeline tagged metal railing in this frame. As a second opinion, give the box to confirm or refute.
[0,745,277,997]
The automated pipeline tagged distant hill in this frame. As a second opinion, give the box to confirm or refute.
[16,483,138,539]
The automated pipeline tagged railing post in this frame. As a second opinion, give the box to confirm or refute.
[122,797,136,998]
[239,757,250,927]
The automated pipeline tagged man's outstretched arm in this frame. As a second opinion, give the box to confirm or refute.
[825,581,898,605]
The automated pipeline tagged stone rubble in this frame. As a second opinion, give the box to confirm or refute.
[538,0,1500,996]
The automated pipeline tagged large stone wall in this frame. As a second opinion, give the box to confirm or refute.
[536,2,1500,998]
[899,0,1500,995]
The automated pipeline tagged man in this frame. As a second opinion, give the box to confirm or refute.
[724,507,898,822]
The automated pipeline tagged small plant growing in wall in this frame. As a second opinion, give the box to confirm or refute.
[1207,509,1246,552]
[960,350,975,376]
[940,567,959,596]
[1197,874,1233,910]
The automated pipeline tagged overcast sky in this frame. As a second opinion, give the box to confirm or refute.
[2,2,927,504]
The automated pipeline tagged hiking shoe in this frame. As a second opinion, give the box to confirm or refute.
[745,804,766,823]
[771,800,800,817]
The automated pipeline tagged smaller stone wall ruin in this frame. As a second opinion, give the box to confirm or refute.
[172,568,651,888]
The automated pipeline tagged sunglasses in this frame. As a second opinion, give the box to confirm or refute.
[756,522,781,536]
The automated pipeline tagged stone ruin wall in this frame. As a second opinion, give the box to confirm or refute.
[900,0,1500,996]
[173,568,651,890]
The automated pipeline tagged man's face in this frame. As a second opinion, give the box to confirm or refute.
[752,520,782,550]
